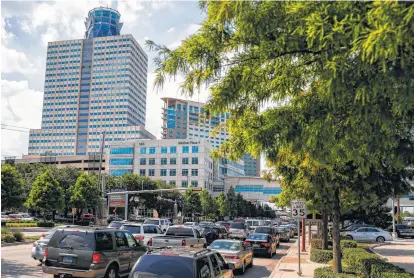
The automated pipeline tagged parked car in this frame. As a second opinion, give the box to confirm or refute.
[32,225,79,262]
[246,219,267,232]
[183,222,201,230]
[217,221,231,231]
[253,226,280,246]
[274,226,290,242]
[144,218,170,232]
[150,226,206,248]
[387,224,414,238]
[199,221,215,228]
[208,239,253,274]
[200,226,228,244]
[228,222,249,240]
[120,223,163,246]
[107,221,126,229]
[340,224,374,232]
[280,225,294,238]
[263,220,272,227]
[128,247,235,278]
[80,213,95,222]
[341,227,393,243]
[1,215,10,222]
[107,214,124,224]
[42,226,147,278]
[244,233,277,258]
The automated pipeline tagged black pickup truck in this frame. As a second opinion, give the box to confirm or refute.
[388,224,414,238]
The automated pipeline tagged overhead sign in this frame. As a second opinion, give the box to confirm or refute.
[291,200,306,218]
[109,194,126,207]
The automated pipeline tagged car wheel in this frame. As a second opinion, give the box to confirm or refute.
[239,261,246,274]
[53,275,60,278]
[376,236,385,243]
[346,235,353,240]
[104,264,119,278]
[269,248,273,258]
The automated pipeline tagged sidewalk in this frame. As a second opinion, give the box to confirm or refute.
[371,239,414,274]
[270,239,327,278]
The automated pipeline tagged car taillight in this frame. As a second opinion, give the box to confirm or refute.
[244,241,251,245]
[182,239,186,246]
[225,255,239,260]
[134,235,144,241]
[41,233,46,238]
[43,247,48,258]
[147,238,152,246]
[92,252,101,264]
[218,234,223,239]
[261,242,270,247]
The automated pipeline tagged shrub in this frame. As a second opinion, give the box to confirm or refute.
[25,235,41,241]
[341,240,357,249]
[37,222,55,227]
[314,267,356,278]
[1,227,11,234]
[311,238,323,249]
[12,231,25,242]
[343,248,383,277]
[74,220,90,226]
[371,262,405,278]
[6,222,37,227]
[2,234,16,243]
[310,248,334,263]
[380,273,414,278]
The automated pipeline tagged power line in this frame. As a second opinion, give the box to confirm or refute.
[1,124,34,130]
[1,127,30,133]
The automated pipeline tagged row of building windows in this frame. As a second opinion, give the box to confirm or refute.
[94,38,130,45]
[47,54,81,60]
[45,78,79,83]
[135,168,200,177]
[30,132,76,137]
[46,66,81,71]
[235,186,282,195]
[45,72,79,77]
[48,43,82,48]
[43,101,77,106]
[137,157,199,165]
[45,83,78,89]
[47,49,81,54]
[139,146,198,154]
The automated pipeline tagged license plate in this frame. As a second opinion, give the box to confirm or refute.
[62,256,73,264]
[253,244,260,248]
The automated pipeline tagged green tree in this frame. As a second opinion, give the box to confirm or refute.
[216,192,229,217]
[70,173,101,219]
[183,188,202,218]
[269,195,278,205]
[1,164,25,211]
[235,193,245,217]
[226,187,237,218]
[24,169,64,221]
[199,189,210,216]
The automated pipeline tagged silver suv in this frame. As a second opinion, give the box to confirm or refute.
[228,222,249,240]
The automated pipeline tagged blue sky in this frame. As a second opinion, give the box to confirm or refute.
[1,0,209,158]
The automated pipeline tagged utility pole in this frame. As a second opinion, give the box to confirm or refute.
[97,130,106,223]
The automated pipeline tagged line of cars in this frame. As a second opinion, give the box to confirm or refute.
[339,222,414,242]
[36,217,296,277]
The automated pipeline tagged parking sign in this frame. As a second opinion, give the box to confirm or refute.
[291,200,306,218]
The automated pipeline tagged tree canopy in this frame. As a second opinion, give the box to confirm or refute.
[1,164,25,211]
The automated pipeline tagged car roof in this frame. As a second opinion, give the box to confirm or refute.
[121,223,158,227]
[55,226,119,232]
[148,247,217,258]
[255,226,272,228]
[211,239,242,243]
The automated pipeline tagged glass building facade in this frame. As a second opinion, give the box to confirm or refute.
[28,8,155,156]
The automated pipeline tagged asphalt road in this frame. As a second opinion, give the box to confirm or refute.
[1,240,293,278]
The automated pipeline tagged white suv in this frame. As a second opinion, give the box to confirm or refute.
[144,218,170,232]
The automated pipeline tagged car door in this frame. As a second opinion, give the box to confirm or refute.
[196,256,213,278]
[195,229,205,247]
[366,228,380,242]
[215,253,233,278]
[124,231,146,267]
[115,231,132,274]
[353,228,368,241]
[241,243,252,265]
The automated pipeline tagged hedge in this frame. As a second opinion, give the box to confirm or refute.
[314,267,356,278]
[343,248,383,277]
[6,222,37,227]
[311,238,323,249]
[380,273,414,278]
[13,231,25,242]
[37,222,55,227]
[2,220,37,223]
[74,220,90,226]
[341,240,357,249]
[371,262,406,278]
[310,248,334,263]
[1,234,16,243]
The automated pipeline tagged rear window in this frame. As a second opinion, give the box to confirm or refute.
[108,222,124,229]
[53,231,95,250]
[132,255,193,278]
[95,232,113,251]
[166,227,194,236]
[247,234,269,241]
[255,227,272,234]
[230,222,245,229]
[120,225,141,234]
[143,225,162,234]
[145,219,160,225]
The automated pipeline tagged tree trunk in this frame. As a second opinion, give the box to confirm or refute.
[332,188,342,273]
[43,211,46,223]
[397,198,401,224]
[321,211,329,250]
[52,210,56,222]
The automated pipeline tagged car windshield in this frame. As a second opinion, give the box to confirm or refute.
[165,227,194,236]
[120,225,141,234]
[210,241,240,251]
[54,231,95,250]
[108,222,124,229]
[230,223,245,229]
[248,234,268,241]
[255,227,272,234]
[145,219,160,225]
[131,255,193,278]
[199,222,212,226]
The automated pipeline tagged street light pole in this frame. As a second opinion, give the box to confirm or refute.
[391,198,397,238]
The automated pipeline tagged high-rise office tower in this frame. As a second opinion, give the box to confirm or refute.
[161,97,261,177]
[28,7,154,156]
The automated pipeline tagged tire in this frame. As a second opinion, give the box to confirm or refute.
[268,248,273,258]
[53,275,60,278]
[203,244,207,248]
[239,261,246,274]
[346,235,353,240]
[104,263,119,278]
[376,236,385,243]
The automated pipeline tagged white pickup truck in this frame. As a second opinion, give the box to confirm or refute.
[149,226,206,248]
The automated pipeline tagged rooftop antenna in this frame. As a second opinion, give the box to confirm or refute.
[111,0,118,11]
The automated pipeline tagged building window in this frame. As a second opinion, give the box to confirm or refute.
[161,147,167,154]
[160,169,167,176]
[181,181,188,187]
[110,147,133,155]
[182,146,189,153]
[169,181,176,186]
[192,146,199,153]
[182,157,189,164]
[170,146,177,153]
[170,158,176,165]
[149,169,155,176]
[149,158,155,165]
[149,147,156,154]
[140,147,146,154]
[170,169,176,176]
[191,169,198,176]
[139,169,146,176]
[109,158,133,165]
[192,157,198,164]
[182,169,189,176]
[161,158,167,165]
[110,169,132,176]
[140,158,146,165]
[191,180,198,187]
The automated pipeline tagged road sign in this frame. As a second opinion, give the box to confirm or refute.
[291,200,306,218]
[109,194,126,207]
[72,208,76,213]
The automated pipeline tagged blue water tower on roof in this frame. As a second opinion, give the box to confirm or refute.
[84,7,123,39]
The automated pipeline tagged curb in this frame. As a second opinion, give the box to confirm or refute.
[269,239,299,278]
[369,242,391,261]
[1,240,36,247]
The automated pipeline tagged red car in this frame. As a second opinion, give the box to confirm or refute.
[80,213,95,221]
[217,221,231,231]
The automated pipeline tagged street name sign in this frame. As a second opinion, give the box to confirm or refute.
[291,200,307,219]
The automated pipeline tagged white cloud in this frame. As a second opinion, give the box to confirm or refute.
[167,27,175,33]
[1,17,15,45]
[1,80,43,157]
[167,23,200,49]
[1,45,37,74]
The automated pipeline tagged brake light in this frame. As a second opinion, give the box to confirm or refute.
[182,239,186,246]
[41,233,46,238]
[244,241,251,245]
[147,238,152,246]
[92,252,101,264]
[261,242,270,247]
[225,255,239,260]
[44,247,48,258]
[134,235,144,241]
[218,234,223,239]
